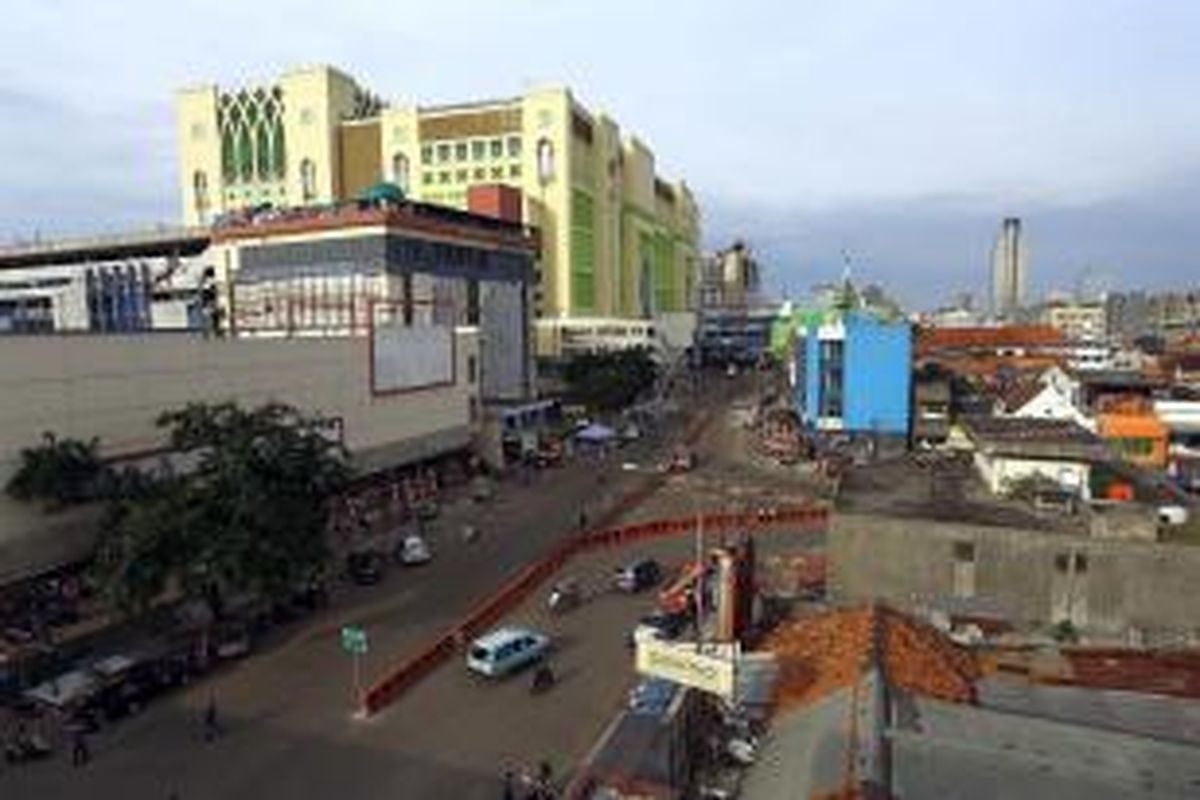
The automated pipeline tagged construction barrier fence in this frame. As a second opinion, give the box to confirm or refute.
[359,502,828,716]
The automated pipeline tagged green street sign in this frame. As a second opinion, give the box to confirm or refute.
[341,625,368,655]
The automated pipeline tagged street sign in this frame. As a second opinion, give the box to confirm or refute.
[635,639,737,699]
[341,625,368,655]
[340,625,369,714]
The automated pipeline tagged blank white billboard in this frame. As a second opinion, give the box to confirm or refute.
[372,323,454,394]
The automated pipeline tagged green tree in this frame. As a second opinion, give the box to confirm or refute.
[93,402,349,615]
[1002,472,1065,504]
[561,348,659,413]
[95,476,192,614]
[5,432,105,509]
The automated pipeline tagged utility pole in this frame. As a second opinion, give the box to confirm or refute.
[695,508,704,651]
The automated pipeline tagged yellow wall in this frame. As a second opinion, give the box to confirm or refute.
[280,65,359,205]
[177,65,368,224]
[176,86,222,225]
[339,120,382,199]
[177,67,700,322]
[379,105,421,195]
[521,88,572,317]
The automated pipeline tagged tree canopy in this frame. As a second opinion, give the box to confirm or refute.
[93,402,349,615]
[560,348,659,413]
[5,432,104,509]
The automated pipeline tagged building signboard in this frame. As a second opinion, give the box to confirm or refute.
[635,639,736,699]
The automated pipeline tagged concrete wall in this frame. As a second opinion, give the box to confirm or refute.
[0,331,478,581]
[478,281,531,401]
[830,512,1200,639]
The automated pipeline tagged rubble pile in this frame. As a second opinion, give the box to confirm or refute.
[762,606,980,712]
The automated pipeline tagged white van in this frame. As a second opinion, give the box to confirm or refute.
[466,627,549,678]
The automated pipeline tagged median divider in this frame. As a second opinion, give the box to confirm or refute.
[359,501,828,716]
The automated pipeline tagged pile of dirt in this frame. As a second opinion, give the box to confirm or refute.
[880,606,979,703]
[762,608,874,711]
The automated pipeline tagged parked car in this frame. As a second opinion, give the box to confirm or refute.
[637,610,689,640]
[214,623,252,659]
[398,535,432,566]
[466,627,550,678]
[614,559,663,593]
[628,609,689,648]
[346,552,383,586]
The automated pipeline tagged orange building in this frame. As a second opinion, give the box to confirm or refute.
[1096,410,1168,468]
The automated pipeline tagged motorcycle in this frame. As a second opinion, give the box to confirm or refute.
[5,733,52,764]
[547,578,582,614]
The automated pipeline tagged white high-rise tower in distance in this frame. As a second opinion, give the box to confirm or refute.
[991,217,1028,320]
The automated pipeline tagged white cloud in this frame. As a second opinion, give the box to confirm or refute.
[2,0,1200,285]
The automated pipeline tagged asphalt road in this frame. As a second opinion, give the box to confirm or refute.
[0,372,796,799]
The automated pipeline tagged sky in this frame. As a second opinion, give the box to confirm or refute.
[2,0,1199,308]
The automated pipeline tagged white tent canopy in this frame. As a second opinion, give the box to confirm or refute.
[575,423,617,443]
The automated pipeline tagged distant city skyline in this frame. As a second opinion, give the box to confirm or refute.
[3,1,1200,308]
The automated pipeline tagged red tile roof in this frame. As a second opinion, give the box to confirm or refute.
[762,606,979,713]
[996,379,1045,413]
[923,354,1065,379]
[916,325,1065,356]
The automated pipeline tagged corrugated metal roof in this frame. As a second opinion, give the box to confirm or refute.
[891,694,1200,800]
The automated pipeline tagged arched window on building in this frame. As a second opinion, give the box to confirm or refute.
[271,120,286,179]
[536,138,555,185]
[218,86,286,186]
[256,125,272,180]
[237,127,254,182]
[300,158,317,202]
[193,170,209,221]
[392,152,410,193]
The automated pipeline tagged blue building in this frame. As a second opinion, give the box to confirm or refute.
[792,308,912,436]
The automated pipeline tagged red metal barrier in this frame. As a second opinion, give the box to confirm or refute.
[360,496,828,715]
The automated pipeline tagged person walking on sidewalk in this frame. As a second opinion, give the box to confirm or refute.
[203,694,222,742]
[70,729,89,767]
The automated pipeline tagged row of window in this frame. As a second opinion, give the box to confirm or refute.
[421,136,522,166]
[954,541,1090,574]
[225,185,286,203]
[422,164,521,186]
[197,157,317,212]
[423,191,468,207]
[818,340,845,418]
